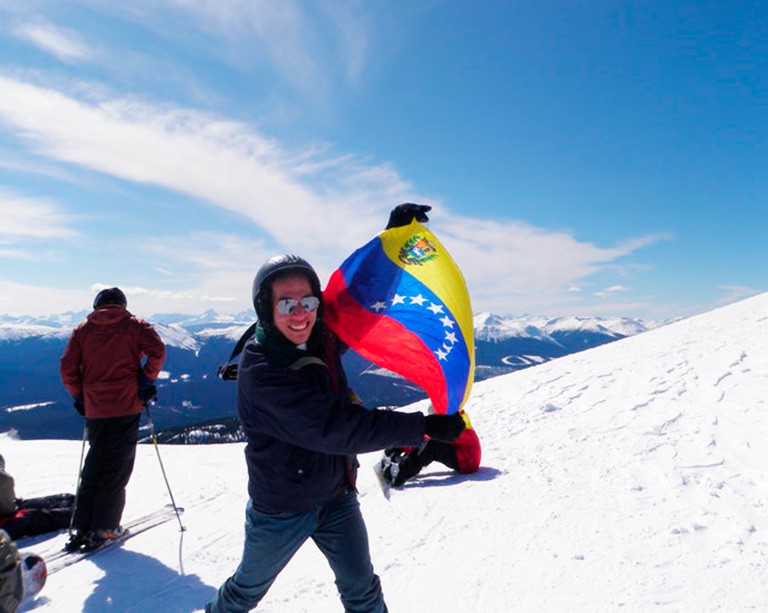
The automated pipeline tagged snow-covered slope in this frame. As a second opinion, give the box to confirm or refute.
[4,293,767,612]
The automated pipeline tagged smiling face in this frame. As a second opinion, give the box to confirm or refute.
[271,274,318,346]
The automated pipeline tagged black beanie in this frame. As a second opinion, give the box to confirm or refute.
[93,287,127,309]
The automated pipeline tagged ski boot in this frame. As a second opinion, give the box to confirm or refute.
[63,530,88,552]
[81,527,127,551]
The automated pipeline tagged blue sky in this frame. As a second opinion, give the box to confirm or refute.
[1,0,765,320]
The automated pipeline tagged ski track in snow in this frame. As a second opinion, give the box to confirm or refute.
[3,293,768,611]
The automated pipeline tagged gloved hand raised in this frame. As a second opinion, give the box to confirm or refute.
[424,412,465,442]
[386,203,431,229]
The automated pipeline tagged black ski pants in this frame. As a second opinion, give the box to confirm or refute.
[73,414,140,531]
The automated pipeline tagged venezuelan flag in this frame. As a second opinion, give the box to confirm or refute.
[324,220,475,414]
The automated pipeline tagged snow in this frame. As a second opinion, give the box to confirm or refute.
[152,324,201,353]
[194,324,253,342]
[4,293,767,612]
[4,402,55,414]
[0,323,72,341]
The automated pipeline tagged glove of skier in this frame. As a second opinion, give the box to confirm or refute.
[424,412,465,442]
[385,203,431,229]
[140,384,157,403]
[73,395,85,416]
[217,363,238,380]
[138,373,157,404]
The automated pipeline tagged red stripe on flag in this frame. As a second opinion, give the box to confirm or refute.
[324,270,449,413]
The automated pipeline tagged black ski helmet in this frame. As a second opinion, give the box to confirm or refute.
[252,254,322,324]
[93,287,127,309]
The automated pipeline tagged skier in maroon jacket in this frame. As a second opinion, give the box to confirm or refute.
[60,287,166,551]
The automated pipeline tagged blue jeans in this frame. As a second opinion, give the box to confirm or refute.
[206,493,387,612]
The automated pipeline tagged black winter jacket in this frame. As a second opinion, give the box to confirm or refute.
[237,322,426,512]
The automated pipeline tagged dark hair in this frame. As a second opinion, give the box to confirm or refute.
[252,255,322,325]
[93,287,127,309]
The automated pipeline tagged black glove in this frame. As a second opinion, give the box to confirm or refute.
[73,395,85,416]
[138,373,157,403]
[386,203,431,229]
[217,363,238,381]
[140,384,157,403]
[424,413,465,442]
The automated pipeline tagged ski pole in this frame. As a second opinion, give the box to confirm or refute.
[144,402,186,532]
[68,422,88,534]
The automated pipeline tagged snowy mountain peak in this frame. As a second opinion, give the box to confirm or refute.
[472,312,658,344]
[473,311,503,328]
[1,310,654,345]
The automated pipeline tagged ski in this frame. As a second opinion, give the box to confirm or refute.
[45,504,184,574]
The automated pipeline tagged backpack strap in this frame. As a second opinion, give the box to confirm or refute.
[217,322,258,381]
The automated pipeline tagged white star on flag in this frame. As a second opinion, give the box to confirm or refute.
[367,290,462,364]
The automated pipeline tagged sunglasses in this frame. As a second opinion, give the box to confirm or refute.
[275,296,320,316]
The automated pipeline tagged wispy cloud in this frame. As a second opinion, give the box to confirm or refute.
[12,21,92,63]
[0,189,76,241]
[97,232,279,314]
[0,76,398,254]
[0,248,35,260]
[595,285,631,297]
[437,215,664,313]
[0,276,244,318]
[0,76,666,315]
[88,279,246,315]
[0,279,91,316]
[163,0,374,96]
[716,285,763,306]
[103,0,375,104]
[137,232,271,272]
[314,3,373,84]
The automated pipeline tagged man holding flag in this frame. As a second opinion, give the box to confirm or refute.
[206,204,466,613]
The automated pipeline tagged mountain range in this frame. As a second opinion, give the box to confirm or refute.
[0,309,661,440]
